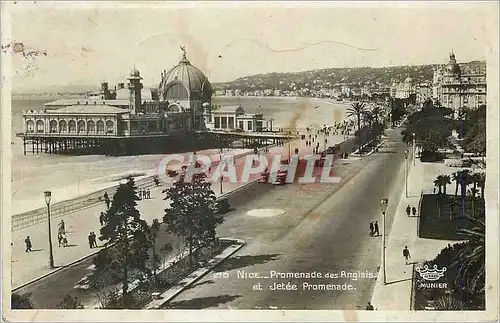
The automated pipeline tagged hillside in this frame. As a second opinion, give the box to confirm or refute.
[212,61,486,92]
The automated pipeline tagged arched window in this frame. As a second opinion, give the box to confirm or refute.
[106,120,114,134]
[59,120,67,132]
[96,120,105,134]
[87,120,95,133]
[36,120,44,133]
[77,120,86,133]
[49,120,58,133]
[68,120,76,133]
[26,120,34,133]
[165,83,189,100]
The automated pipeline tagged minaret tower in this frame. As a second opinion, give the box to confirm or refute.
[128,67,143,115]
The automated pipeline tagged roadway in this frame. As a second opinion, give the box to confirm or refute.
[14,128,405,310]
[164,127,407,310]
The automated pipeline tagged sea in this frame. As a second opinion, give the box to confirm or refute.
[10,96,350,215]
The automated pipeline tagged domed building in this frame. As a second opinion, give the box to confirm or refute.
[432,52,486,117]
[158,48,212,131]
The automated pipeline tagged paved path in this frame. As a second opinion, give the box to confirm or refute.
[370,150,460,310]
[11,130,349,290]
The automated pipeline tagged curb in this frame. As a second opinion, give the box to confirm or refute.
[352,140,386,157]
[145,238,246,309]
[12,248,102,292]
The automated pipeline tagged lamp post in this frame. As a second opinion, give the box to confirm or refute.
[404,150,409,198]
[219,148,223,195]
[44,191,55,269]
[412,132,416,166]
[380,198,389,285]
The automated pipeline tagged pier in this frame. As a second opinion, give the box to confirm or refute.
[16,130,299,156]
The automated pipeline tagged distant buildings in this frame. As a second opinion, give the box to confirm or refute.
[390,76,416,100]
[432,52,486,116]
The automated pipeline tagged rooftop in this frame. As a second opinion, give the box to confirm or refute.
[44,99,130,107]
[214,106,245,114]
[45,104,129,114]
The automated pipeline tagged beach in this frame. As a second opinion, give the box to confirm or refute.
[10,96,352,215]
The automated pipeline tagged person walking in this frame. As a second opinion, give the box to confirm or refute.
[58,233,63,247]
[24,236,32,252]
[406,205,411,216]
[412,206,417,217]
[99,212,105,226]
[104,192,110,209]
[366,302,374,310]
[91,232,98,248]
[403,246,411,265]
[369,221,374,237]
[374,221,380,236]
[88,232,94,248]
[58,219,65,234]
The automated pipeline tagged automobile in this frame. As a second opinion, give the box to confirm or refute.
[259,170,270,183]
[273,169,288,185]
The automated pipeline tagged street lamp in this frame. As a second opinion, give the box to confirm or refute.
[44,191,55,269]
[404,150,409,198]
[219,148,224,195]
[412,132,416,166]
[380,198,389,285]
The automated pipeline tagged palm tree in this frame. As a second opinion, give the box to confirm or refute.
[434,177,443,194]
[452,172,461,196]
[453,215,485,293]
[434,294,465,310]
[442,175,451,195]
[346,102,369,149]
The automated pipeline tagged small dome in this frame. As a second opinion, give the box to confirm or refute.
[130,68,140,77]
[446,53,461,75]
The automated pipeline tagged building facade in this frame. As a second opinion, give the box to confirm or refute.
[432,53,487,116]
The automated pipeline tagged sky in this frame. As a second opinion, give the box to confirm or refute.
[4,1,498,91]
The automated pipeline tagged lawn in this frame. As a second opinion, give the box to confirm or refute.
[418,194,485,240]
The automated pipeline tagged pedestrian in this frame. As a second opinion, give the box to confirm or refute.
[91,232,98,248]
[58,219,65,234]
[147,189,151,199]
[24,236,32,252]
[412,206,417,216]
[369,221,374,236]
[62,234,68,247]
[406,205,411,216]
[58,233,63,247]
[403,246,411,265]
[99,211,105,226]
[104,195,110,209]
[88,232,94,248]
[374,221,380,236]
[366,302,374,310]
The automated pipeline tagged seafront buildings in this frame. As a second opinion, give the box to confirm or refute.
[18,49,274,155]
[432,52,487,116]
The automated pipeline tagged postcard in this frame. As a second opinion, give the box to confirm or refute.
[2,1,498,322]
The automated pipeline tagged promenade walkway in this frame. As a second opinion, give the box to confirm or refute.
[370,153,458,310]
[11,130,348,290]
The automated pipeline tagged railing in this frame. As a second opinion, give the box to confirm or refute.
[416,189,424,237]
[12,177,158,231]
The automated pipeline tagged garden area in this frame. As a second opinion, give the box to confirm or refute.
[418,170,485,240]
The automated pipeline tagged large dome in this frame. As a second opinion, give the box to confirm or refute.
[160,52,212,100]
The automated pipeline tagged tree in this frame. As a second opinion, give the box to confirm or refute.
[163,172,222,267]
[476,172,486,199]
[442,175,451,195]
[434,177,443,195]
[94,177,152,308]
[453,215,485,294]
[57,294,83,309]
[434,294,465,310]
[346,102,369,149]
[11,292,34,309]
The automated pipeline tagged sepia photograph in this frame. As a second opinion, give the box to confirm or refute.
[1,1,498,321]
